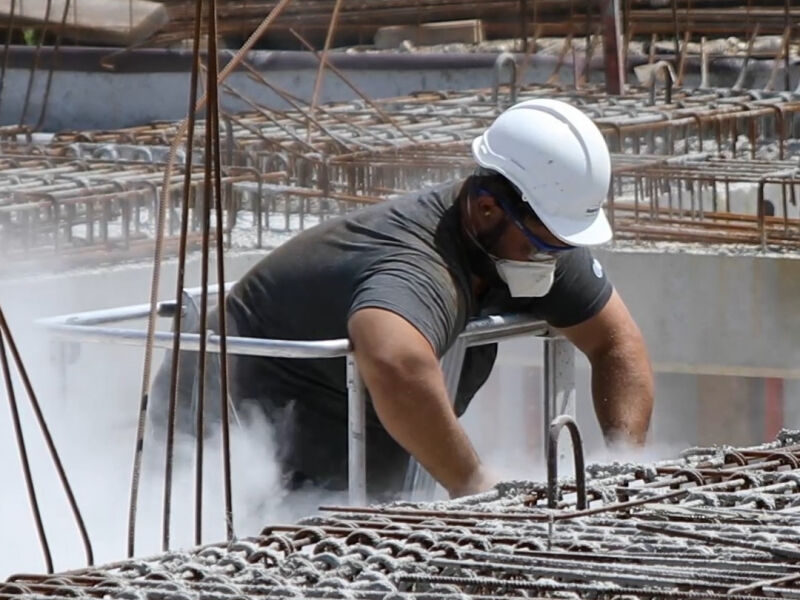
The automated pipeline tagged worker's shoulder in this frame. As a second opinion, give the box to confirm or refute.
[280,179,461,240]
[307,178,463,239]
[386,179,463,210]
[241,178,463,272]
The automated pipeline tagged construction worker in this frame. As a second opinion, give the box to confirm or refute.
[156,99,654,500]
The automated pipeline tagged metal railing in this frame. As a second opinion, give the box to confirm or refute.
[39,284,575,505]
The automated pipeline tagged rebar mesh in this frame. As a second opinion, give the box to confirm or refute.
[6,433,800,599]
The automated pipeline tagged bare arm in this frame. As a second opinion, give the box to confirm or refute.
[348,308,494,497]
[558,289,653,445]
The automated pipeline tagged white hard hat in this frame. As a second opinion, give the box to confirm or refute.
[471,99,612,246]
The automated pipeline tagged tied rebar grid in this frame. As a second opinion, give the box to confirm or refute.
[610,153,800,249]
[45,86,800,167]
[0,154,275,273]
[4,85,800,267]
[6,432,800,599]
[46,87,800,158]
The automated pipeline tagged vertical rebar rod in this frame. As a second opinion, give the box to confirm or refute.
[19,0,52,126]
[33,0,71,131]
[0,312,53,573]
[600,0,624,95]
[133,0,294,559]
[208,0,235,541]
[0,0,17,117]
[584,0,591,82]
[186,0,208,545]
[670,0,679,63]
[0,306,93,567]
[519,0,529,54]
[784,0,792,91]
[186,89,213,549]
[308,0,344,142]
[146,0,204,560]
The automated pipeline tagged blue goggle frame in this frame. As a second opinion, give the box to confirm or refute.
[484,189,574,254]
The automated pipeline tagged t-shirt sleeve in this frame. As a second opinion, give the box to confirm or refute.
[348,260,461,357]
[534,247,613,328]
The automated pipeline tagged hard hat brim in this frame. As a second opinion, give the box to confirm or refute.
[472,136,613,247]
[536,206,613,247]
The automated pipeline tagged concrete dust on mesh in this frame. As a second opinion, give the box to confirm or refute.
[0,372,327,578]
[8,433,800,598]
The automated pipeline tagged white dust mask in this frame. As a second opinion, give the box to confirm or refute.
[494,257,556,297]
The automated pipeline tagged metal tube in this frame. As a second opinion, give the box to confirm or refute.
[40,308,550,358]
[346,353,367,505]
[41,326,352,359]
[543,337,576,457]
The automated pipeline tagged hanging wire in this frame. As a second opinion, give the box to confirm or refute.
[0,306,94,567]
[130,0,296,558]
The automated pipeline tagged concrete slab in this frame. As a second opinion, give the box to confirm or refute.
[596,245,800,379]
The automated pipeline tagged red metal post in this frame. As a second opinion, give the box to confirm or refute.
[764,378,784,441]
[600,0,625,95]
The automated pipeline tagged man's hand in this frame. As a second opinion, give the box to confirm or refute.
[348,308,488,498]
[559,289,654,445]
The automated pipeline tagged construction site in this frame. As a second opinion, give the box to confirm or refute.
[1,0,800,597]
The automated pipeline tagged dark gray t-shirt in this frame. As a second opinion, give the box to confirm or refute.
[226,180,612,425]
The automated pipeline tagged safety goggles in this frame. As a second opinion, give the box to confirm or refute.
[487,190,574,255]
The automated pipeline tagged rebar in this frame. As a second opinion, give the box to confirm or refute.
[8,435,800,598]
[0,304,94,574]
[3,84,800,270]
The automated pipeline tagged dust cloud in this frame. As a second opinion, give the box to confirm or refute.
[0,265,329,578]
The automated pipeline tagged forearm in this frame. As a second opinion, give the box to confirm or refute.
[362,358,484,496]
[590,340,654,445]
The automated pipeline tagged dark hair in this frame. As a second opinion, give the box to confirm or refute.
[470,168,541,223]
